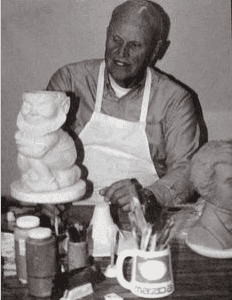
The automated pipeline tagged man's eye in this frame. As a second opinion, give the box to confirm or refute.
[112,36,121,44]
[226,178,232,186]
[129,42,141,49]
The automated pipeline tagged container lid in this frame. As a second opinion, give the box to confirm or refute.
[28,227,52,239]
[7,211,15,222]
[16,215,40,229]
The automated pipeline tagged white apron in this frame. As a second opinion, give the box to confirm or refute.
[77,60,159,205]
[77,61,159,256]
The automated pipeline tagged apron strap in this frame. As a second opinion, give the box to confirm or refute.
[139,67,152,123]
[95,61,105,113]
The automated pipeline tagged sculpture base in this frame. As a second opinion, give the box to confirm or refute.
[10,180,86,204]
[186,238,232,259]
[72,189,105,206]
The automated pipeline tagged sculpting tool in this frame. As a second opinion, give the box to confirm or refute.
[54,207,59,237]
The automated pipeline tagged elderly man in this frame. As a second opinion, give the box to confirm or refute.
[44,0,206,220]
[187,140,232,257]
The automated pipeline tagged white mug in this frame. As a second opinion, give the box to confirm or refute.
[116,246,174,298]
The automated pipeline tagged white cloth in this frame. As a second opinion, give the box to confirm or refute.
[77,60,159,205]
[109,74,131,98]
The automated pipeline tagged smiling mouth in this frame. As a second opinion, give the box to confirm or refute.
[113,60,130,67]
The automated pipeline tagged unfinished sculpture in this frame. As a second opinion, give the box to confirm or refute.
[187,140,232,258]
[11,91,85,203]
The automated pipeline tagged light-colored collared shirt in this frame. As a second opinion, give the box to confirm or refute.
[47,59,207,206]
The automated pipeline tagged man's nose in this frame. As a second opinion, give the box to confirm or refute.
[117,43,129,58]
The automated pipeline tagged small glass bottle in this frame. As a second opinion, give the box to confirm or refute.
[14,215,40,283]
[87,203,118,257]
[7,211,16,232]
[26,227,57,298]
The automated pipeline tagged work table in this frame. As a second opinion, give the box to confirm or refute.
[1,200,232,300]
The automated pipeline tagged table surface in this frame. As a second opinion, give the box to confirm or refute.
[2,200,232,300]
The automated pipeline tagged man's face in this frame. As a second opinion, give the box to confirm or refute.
[21,97,60,125]
[214,163,232,209]
[105,16,156,88]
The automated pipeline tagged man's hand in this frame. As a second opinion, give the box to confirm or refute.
[99,179,139,212]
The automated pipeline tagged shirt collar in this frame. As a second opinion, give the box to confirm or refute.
[109,74,132,98]
[104,66,147,100]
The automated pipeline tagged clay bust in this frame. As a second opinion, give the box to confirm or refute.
[15,91,81,192]
[187,140,232,257]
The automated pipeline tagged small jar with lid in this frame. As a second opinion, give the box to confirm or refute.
[14,215,40,283]
[26,227,57,298]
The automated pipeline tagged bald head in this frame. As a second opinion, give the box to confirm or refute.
[105,0,170,88]
[109,0,170,43]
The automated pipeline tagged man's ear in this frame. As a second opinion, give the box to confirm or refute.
[158,40,170,60]
[151,40,163,62]
[62,97,70,115]
[150,39,170,68]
